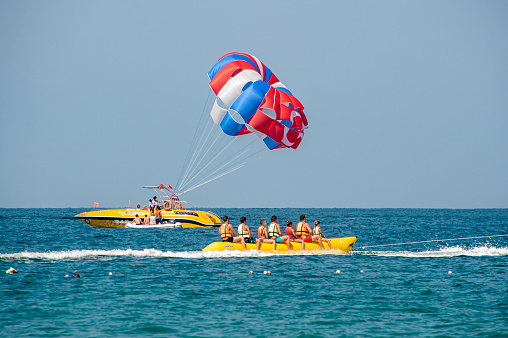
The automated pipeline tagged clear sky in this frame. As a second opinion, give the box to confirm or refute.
[1,1,507,208]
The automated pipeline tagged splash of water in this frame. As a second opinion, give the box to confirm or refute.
[0,248,325,260]
[356,244,508,258]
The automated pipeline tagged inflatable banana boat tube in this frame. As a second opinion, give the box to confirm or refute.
[202,237,357,253]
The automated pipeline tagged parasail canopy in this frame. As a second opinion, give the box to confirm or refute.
[175,52,308,195]
[207,52,307,150]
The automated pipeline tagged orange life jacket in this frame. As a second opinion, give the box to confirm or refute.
[258,226,267,239]
[296,222,309,237]
[220,224,232,240]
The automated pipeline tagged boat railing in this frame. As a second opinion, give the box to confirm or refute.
[143,185,196,211]
[179,201,196,211]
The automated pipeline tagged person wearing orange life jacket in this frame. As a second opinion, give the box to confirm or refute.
[237,216,254,244]
[267,216,293,251]
[219,216,247,250]
[296,214,326,250]
[256,219,276,251]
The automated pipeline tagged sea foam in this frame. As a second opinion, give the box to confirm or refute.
[0,248,317,260]
[358,244,508,258]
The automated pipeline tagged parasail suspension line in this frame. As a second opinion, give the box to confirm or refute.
[176,90,212,191]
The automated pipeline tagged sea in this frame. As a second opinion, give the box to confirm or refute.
[1,208,507,337]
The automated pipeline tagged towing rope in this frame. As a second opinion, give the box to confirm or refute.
[357,234,508,249]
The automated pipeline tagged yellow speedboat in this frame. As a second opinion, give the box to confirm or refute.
[202,237,357,253]
[75,186,222,228]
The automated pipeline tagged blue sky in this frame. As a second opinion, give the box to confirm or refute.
[1,1,507,208]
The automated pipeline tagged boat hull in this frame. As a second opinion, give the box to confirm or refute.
[75,209,221,228]
[125,222,182,229]
[202,237,357,253]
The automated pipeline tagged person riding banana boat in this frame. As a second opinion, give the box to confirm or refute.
[296,214,328,250]
[313,220,333,249]
[267,216,293,251]
[237,216,255,244]
[219,216,247,250]
[285,220,305,250]
[256,219,276,251]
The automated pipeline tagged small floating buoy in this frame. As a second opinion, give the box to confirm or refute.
[448,271,452,274]
[5,267,18,274]
[109,272,113,275]
[248,271,253,275]
[360,270,364,273]
[264,271,271,275]
[64,274,70,277]
[335,270,341,274]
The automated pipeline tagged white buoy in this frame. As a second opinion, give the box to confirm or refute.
[360,270,364,273]
[109,272,113,275]
[335,270,341,274]
[448,271,452,274]
[263,271,268,274]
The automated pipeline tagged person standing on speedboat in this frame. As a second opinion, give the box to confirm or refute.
[256,219,276,251]
[313,220,333,249]
[149,208,156,225]
[220,216,247,250]
[155,206,162,224]
[268,216,293,251]
[150,196,160,209]
[237,216,254,244]
[296,215,325,250]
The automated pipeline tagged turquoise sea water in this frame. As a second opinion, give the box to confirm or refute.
[1,208,507,337]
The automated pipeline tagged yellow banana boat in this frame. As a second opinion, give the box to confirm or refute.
[202,237,357,253]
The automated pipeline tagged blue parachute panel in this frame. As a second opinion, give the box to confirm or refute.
[263,136,280,150]
[276,87,293,96]
[230,81,270,123]
[220,112,244,136]
[208,54,260,81]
